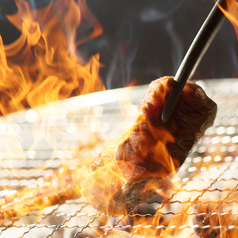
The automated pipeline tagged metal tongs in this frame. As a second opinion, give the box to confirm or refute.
[161,0,227,123]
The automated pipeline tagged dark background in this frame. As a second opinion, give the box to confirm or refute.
[85,0,238,88]
[0,0,237,89]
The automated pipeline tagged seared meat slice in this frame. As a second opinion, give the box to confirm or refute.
[78,76,217,216]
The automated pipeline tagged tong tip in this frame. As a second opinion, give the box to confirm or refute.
[161,80,181,123]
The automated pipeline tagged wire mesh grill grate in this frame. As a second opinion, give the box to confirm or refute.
[1,79,238,237]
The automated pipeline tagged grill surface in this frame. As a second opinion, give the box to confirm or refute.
[0,78,238,237]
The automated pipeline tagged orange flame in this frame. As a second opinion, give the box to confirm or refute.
[74,109,177,218]
[0,0,105,115]
[219,0,238,38]
[0,1,225,236]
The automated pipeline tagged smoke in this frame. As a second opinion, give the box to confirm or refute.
[105,18,141,88]
[138,0,187,23]
[84,0,188,89]
[166,21,184,75]
[1,0,236,90]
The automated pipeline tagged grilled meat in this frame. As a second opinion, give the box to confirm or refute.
[78,76,217,216]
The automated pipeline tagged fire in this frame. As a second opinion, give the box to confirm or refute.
[0,78,180,234]
[1,1,237,237]
[0,0,105,115]
[0,71,219,237]
[219,0,238,39]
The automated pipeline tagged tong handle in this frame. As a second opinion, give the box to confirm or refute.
[161,0,227,123]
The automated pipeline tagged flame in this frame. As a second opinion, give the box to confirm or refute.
[73,108,178,219]
[0,87,181,234]
[219,0,238,39]
[0,0,105,115]
[0,74,201,237]
[0,0,229,236]
[0,0,105,223]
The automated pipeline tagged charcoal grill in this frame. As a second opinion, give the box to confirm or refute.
[1,78,238,237]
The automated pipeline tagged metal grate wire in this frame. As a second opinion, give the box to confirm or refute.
[1,79,238,237]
